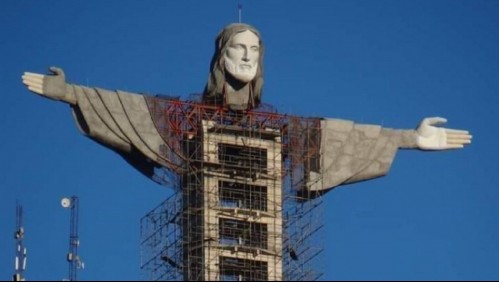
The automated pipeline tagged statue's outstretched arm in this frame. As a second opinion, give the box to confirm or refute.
[22,66,179,179]
[22,67,77,105]
[415,117,472,150]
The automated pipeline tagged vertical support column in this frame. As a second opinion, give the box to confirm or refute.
[199,121,283,281]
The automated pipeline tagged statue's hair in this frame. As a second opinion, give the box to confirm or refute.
[202,23,264,108]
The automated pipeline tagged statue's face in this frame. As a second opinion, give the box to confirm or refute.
[224,30,260,83]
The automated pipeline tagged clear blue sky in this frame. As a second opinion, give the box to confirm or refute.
[1,1,498,280]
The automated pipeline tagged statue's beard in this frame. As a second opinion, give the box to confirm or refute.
[224,55,258,83]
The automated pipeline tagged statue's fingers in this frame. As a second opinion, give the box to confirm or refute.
[22,80,42,90]
[448,139,471,145]
[446,130,472,137]
[445,128,469,135]
[425,117,447,126]
[22,79,36,88]
[447,132,472,141]
[22,75,44,86]
[23,72,45,79]
[28,85,44,95]
[49,66,65,77]
[444,144,464,149]
[28,84,43,92]
[447,136,471,142]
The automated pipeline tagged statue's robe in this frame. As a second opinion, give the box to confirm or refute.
[69,85,417,194]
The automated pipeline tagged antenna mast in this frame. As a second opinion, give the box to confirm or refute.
[61,196,84,281]
[13,202,27,281]
[238,4,242,23]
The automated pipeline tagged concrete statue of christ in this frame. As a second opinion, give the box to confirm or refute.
[21,23,472,195]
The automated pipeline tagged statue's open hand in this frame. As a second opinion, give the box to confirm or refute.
[22,67,75,104]
[416,117,472,150]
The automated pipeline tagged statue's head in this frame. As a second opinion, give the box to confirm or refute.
[202,23,264,109]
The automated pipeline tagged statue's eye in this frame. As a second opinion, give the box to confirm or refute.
[230,44,244,50]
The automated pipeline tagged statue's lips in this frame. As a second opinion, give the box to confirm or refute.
[239,64,253,70]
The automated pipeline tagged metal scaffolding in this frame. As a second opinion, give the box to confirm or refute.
[140,99,324,281]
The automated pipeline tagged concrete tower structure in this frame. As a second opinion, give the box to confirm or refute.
[140,101,324,281]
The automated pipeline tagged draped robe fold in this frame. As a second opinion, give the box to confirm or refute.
[69,85,417,193]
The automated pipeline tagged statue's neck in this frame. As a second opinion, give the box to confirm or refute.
[224,76,250,111]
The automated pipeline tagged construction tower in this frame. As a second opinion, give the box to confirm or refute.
[140,100,324,281]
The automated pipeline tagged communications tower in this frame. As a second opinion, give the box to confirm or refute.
[13,202,27,282]
[61,196,84,281]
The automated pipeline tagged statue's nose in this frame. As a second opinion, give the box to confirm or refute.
[241,49,249,61]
